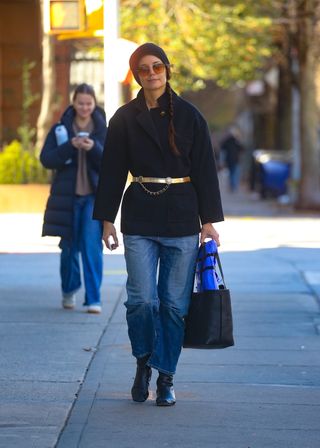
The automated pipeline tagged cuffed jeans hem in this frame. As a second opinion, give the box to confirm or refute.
[147,362,175,376]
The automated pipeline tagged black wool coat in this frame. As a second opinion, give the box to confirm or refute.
[40,105,107,239]
[93,89,224,237]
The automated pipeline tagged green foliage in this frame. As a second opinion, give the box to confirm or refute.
[19,60,40,152]
[17,125,36,153]
[0,140,48,184]
[0,60,46,184]
[120,0,273,90]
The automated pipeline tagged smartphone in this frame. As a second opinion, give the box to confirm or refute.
[77,131,90,138]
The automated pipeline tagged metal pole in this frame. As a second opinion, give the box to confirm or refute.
[104,0,120,123]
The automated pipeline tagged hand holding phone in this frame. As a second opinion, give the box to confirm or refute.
[77,131,90,138]
[73,131,93,151]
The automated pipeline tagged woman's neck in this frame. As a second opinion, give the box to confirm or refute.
[144,87,166,110]
[75,116,91,129]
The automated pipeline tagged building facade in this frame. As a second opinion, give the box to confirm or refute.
[0,0,43,144]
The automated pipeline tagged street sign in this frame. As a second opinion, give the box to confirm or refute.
[45,0,85,33]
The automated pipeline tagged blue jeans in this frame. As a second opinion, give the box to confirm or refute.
[123,234,199,375]
[59,194,103,306]
[228,164,241,191]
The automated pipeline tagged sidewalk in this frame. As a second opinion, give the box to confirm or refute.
[0,252,127,448]
[1,178,320,448]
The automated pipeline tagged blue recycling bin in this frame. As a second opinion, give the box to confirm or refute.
[260,159,291,197]
[252,150,292,198]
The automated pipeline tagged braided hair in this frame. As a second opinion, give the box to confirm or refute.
[165,66,180,156]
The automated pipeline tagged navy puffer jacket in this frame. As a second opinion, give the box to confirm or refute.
[40,105,107,239]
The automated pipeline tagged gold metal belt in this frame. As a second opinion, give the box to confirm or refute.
[131,176,191,184]
[131,176,191,196]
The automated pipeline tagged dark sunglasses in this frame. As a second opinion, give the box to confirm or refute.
[136,63,168,77]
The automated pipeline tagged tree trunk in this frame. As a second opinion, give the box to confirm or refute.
[297,0,320,209]
[276,21,292,151]
[277,66,292,151]
[36,2,56,153]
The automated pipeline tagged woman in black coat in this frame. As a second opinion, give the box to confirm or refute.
[41,83,107,314]
[93,43,224,405]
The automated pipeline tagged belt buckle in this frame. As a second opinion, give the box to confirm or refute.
[165,177,172,185]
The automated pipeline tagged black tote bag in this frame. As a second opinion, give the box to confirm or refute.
[183,243,234,349]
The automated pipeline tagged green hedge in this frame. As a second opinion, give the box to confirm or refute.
[0,140,48,184]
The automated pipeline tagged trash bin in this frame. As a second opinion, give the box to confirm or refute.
[251,149,292,199]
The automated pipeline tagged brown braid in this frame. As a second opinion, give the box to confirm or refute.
[166,82,180,156]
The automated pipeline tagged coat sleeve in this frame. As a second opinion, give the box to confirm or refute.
[40,126,75,169]
[93,111,129,223]
[190,112,224,224]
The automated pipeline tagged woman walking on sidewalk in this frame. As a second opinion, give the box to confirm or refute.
[40,83,107,314]
[93,43,224,405]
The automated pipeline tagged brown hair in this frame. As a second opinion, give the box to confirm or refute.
[166,78,180,156]
[72,83,97,104]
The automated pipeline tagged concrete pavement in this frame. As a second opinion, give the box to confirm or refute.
[0,177,320,447]
[0,252,127,448]
[56,235,320,447]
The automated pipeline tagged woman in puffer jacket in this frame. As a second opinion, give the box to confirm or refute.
[40,83,107,314]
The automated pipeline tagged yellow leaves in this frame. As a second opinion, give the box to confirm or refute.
[120,0,274,89]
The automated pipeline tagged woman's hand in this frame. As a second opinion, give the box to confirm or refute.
[71,137,94,151]
[102,221,119,251]
[80,137,94,151]
[71,136,82,149]
[200,223,220,246]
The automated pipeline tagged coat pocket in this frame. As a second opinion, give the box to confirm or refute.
[122,184,167,222]
[167,185,199,223]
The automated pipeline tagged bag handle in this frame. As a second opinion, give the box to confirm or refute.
[216,252,227,288]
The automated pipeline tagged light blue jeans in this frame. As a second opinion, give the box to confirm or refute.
[59,194,103,306]
[123,234,199,375]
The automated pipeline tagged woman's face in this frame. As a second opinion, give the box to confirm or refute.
[137,55,167,92]
[73,93,95,119]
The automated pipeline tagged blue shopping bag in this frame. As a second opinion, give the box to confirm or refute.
[195,240,219,292]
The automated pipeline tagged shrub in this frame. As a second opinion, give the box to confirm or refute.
[0,140,48,184]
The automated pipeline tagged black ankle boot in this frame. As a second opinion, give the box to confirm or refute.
[156,372,176,406]
[131,355,152,402]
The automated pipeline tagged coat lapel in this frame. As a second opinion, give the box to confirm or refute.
[135,90,163,152]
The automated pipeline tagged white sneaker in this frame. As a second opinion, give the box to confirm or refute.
[62,293,76,310]
[87,304,102,314]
